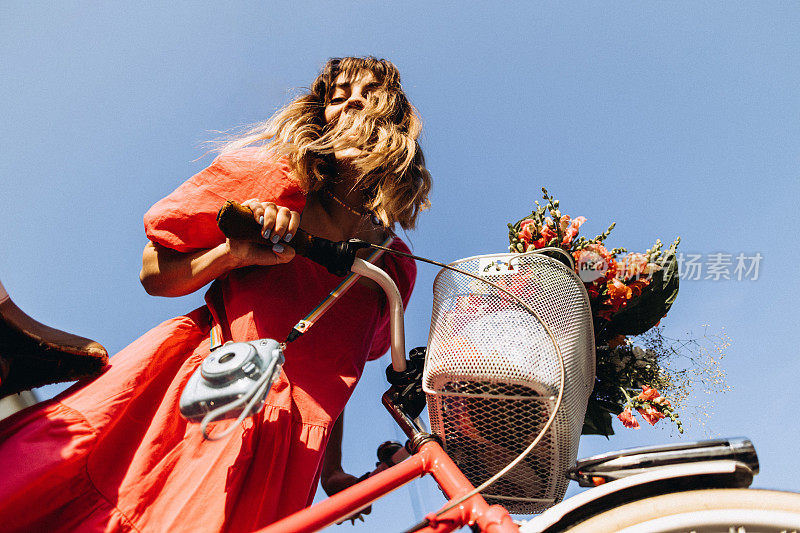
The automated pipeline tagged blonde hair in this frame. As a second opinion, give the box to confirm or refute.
[223,57,431,229]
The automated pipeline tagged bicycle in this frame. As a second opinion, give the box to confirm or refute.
[3,201,799,533]
[219,201,800,532]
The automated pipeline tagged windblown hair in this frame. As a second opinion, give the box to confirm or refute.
[223,57,432,229]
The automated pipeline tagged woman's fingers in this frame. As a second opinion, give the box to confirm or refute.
[254,239,295,263]
[271,206,294,243]
[241,199,300,245]
[270,207,301,244]
[226,237,295,268]
[237,199,301,256]
[286,210,301,242]
[270,242,295,262]
[260,203,278,240]
[241,198,265,224]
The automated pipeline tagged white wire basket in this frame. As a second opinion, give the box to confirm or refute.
[423,251,595,514]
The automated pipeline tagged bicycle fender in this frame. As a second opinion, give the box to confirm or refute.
[517,459,754,533]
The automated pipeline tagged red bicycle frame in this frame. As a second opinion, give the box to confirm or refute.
[259,397,517,533]
[259,438,516,533]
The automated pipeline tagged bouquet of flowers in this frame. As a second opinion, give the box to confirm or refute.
[508,188,686,436]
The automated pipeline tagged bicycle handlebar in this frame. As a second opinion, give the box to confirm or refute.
[216,200,369,277]
[216,200,408,371]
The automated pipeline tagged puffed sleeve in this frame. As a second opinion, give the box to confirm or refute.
[143,148,306,252]
[367,238,417,361]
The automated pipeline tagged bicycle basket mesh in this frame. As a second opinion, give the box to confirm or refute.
[423,252,595,514]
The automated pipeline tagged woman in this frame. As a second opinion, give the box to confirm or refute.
[0,56,431,532]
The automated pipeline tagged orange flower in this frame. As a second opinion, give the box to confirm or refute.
[618,408,640,429]
[574,244,617,283]
[531,226,557,249]
[628,279,649,298]
[558,215,571,233]
[653,395,672,408]
[540,224,557,245]
[606,278,632,311]
[519,218,561,250]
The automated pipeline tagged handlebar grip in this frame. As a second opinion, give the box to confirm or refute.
[216,200,367,277]
[216,200,312,253]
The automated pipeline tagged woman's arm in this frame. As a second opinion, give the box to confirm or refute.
[321,411,348,493]
[140,200,301,297]
[320,411,373,521]
[140,241,237,297]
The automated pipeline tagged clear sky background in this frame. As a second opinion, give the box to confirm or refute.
[2,2,799,530]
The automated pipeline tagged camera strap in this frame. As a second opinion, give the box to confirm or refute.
[207,280,231,352]
[209,235,394,352]
[284,235,394,345]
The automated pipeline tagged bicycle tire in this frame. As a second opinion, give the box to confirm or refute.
[561,488,800,533]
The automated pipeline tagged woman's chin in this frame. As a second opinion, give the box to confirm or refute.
[333,147,364,160]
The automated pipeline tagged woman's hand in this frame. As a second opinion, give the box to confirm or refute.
[139,200,301,297]
[321,469,372,524]
[224,199,301,269]
[241,199,301,249]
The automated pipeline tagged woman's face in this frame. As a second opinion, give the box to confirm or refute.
[324,70,382,159]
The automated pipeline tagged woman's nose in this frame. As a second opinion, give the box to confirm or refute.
[345,94,366,111]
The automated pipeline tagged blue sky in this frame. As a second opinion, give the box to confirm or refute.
[2,2,799,530]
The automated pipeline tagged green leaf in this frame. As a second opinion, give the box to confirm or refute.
[606,252,680,336]
[582,399,616,437]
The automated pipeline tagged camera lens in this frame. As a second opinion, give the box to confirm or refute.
[200,343,258,385]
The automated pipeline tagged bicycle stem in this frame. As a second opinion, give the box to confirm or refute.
[382,389,427,442]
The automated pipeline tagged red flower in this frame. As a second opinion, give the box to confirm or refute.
[518,218,561,250]
[618,408,640,429]
[519,219,535,247]
[540,224,557,245]
[637,405,666,426]
[637,385,660,402]
[561,216,587,246]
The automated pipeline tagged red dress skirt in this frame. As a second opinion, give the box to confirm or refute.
[0,149,415,532]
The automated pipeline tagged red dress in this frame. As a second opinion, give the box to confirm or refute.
[0,149,416,532]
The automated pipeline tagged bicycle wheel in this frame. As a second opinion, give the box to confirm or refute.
[562,488,800,533]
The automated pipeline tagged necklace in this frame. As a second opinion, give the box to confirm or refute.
[323,189,368,217]
[322,189,383,227]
